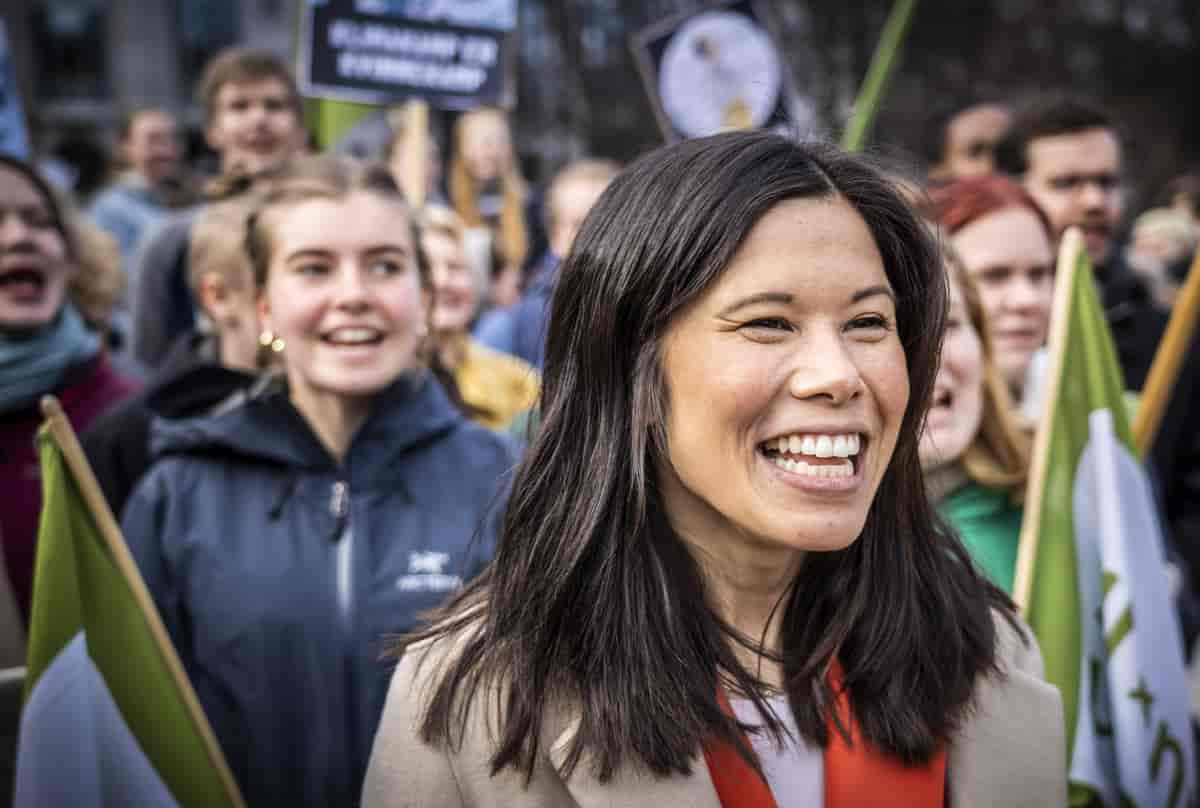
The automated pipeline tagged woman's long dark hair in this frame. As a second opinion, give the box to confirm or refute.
[402,132,1013,781]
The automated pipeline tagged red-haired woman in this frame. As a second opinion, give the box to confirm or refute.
[928,175,1055,406]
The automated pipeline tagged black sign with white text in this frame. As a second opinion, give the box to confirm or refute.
[300,0,514,109]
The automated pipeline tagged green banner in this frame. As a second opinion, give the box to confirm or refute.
[1020,235,1196,806]
[23,428,243,807]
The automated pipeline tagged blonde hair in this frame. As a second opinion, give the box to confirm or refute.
[417,204,485,339]
[188,195,258,301]
[1133,207,1199,250]
[417,203,467,246]
[943,242,1032,499]
[448,107,528,271]
[244,155,424,290]
[68,214,124,332]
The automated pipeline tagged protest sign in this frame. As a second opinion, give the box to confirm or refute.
[630,0,800,142]
[299,0,517,110]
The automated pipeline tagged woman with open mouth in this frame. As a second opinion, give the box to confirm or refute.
[0,154,138,632]
[363,132,1065,806]
[119,155,519,808]
[919,243,1032,595]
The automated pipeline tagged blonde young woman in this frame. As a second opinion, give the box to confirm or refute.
[449,107,538,307]
[418,203,538,431]
[919,243,1032,594]
[120,156,518,808]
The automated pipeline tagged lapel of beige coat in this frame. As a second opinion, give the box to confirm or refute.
[945,632,1068,807]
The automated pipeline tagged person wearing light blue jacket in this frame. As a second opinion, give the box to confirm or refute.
[120,155,517,808]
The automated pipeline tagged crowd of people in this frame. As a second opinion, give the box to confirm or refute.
[3,43,1200,806]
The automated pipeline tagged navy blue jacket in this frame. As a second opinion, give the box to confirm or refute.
[121,373,518,807]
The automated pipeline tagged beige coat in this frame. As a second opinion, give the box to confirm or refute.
[363,615,1066,807]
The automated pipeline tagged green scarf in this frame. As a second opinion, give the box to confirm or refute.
[0,304,100,414]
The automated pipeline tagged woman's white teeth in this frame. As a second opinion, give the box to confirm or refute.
[770,456,854,478]
[326,327,380,345]
[772,433,860,458]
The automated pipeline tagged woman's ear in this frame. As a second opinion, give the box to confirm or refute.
[197,273,230,320]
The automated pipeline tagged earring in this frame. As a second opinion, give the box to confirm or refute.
[259,330,286,353]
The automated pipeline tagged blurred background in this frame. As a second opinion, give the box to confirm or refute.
[3,0,1198,212]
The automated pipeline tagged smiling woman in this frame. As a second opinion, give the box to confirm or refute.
[362,133,1066,807]
[118,155,520,808]
[249,177,430,453]
[659,196,909,565]
[415,204,539,432]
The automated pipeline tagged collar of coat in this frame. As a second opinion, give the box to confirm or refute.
[701,674,945,808]
[148,370,463,485]
[542,618,1064,807]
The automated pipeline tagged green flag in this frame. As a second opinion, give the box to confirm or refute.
[1017,229,1196,807]
[16,398,244,807]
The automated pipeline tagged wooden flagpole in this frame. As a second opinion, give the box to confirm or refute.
[395,99,430,210]
[1131,247,1200,459]
[38,396,247,808]
[1013,228,1085,614]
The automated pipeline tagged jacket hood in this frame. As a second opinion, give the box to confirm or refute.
[142,331,255,420]
[149,371,463,487]
[152,330,218,382]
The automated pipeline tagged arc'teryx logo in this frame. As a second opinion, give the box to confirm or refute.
[396,551,462,593]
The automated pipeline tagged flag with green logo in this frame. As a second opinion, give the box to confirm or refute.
[1016,229,1196,807]
[15,398,244,807]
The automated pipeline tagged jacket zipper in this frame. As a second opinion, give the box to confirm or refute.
[331,480,354,630]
